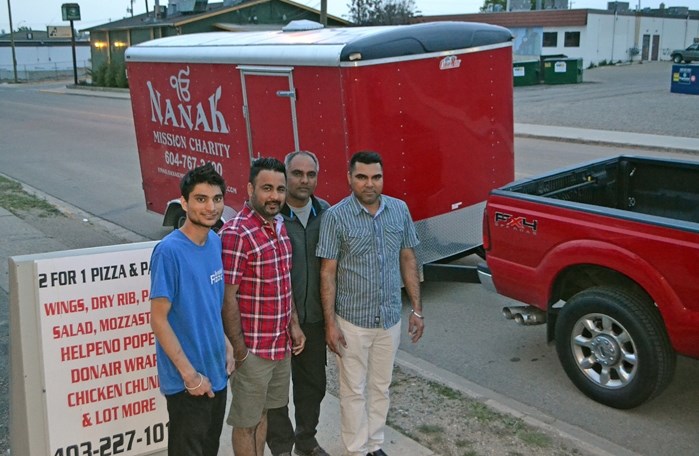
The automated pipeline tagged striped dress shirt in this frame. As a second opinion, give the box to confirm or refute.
[316,194,419,329]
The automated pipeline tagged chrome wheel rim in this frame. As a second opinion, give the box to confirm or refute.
[570,313,637,389]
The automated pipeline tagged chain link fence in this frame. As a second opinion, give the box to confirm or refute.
[0,60,91,83]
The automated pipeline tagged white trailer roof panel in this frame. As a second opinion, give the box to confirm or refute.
[125,21,513,67]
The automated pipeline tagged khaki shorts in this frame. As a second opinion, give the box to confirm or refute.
[227,352,291,428]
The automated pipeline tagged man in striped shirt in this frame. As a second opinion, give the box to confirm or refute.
[220,157,306,456]
[317,151,425,456]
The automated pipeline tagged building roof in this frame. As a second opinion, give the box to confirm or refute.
[82,0,350,32]
[410,6,699,28]
[0,29,89,45]
[412,9,589,28]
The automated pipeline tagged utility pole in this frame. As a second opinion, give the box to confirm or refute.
[6,0,18,83]
[320,0,327,25]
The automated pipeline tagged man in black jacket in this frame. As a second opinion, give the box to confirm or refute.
[266,151,330,456]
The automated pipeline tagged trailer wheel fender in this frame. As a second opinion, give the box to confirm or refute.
[164,202,237,231]
[555,286,675,409]
[162,200,186,230]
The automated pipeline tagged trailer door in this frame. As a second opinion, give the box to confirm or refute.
[239,66,299,161]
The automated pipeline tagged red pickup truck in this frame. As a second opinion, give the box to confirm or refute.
[478,155,699,409]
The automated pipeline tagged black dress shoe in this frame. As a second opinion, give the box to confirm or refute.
[367,450,388,456]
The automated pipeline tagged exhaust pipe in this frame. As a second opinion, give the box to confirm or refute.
[502,306,529,319]
[502,306,547,325]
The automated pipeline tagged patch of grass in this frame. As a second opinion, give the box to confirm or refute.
[429,381,461,400]
[0,176,60,217]
[502,416,525,433]
[517,430,552,448]
[417,423,444,434]
[469,402,499,423]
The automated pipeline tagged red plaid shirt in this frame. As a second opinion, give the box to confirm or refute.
[220,203,293,360]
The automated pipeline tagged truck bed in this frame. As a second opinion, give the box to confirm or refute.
[501,155,699,226]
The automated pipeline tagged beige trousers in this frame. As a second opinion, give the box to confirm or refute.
[335,316,402,456]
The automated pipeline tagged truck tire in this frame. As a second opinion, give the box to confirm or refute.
[555,286,675,409]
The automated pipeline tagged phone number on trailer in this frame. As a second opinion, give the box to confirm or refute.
[53,422,168,456]
[164,151,223,174]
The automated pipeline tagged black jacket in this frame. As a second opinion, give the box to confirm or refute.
[280,195,330,325]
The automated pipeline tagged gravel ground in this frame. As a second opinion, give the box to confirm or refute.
[325,355,592,456]
[514,61,698,138]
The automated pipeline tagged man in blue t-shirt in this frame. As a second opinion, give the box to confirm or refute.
[150,163,234,456]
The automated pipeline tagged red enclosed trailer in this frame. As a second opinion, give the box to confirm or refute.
[125,21,514,266]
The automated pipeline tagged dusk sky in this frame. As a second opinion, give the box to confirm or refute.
[0,0,681,33]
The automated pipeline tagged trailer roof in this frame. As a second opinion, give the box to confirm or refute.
[125,21,513,66]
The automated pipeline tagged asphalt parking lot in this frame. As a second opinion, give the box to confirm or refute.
[514,61,698,139]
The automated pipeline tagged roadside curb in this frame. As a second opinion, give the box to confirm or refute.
[514,123,699,155]
[395,350,643,456]
[40,85,130,100]
[1,173,149,244]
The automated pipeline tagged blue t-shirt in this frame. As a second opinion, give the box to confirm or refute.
[150,229,227,394]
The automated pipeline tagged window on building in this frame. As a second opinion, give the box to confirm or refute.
[543,32,558,47]
[564,31,580,47]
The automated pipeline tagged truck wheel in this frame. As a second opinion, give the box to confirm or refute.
[555,286,675,409]
[673,55,682,63]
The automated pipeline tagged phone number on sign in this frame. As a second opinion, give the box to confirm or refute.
[164,151,223,174]
[53,422,168,456]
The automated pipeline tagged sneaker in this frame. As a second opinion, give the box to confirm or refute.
[294,446,330,456]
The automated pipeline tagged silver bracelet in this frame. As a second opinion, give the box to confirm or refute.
[184,372,203,391]
[411,309,424,319]
[235,349,250,363]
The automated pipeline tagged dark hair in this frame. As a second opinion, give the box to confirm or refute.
[249,157,286,184]
[285,150,320,172]
[180,163,225,200]
[349,150,383,173]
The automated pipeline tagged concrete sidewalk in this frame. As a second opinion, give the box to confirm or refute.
[515,123,699,154]
[216,385,434,456]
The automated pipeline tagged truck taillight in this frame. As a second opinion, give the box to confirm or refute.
[482,207,491,251]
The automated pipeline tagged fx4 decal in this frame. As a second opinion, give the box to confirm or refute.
[494,212,538,234]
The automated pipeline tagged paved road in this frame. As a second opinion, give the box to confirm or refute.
[0,82,169,241]
[515,61,698,138]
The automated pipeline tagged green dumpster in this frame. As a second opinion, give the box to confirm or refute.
[513,60,540,86]
[543,58,583,84]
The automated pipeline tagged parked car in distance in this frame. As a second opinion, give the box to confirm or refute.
[671,43,699,63]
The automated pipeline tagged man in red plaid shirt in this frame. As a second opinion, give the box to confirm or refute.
[220,157,306,456]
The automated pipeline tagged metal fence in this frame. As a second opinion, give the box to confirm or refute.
[0,60,91,82]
